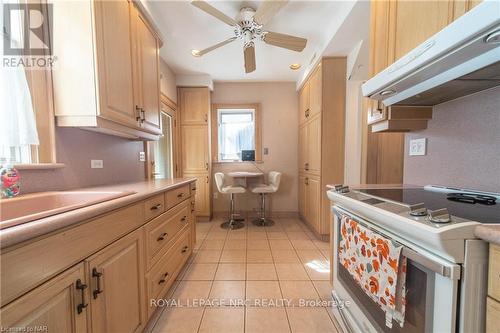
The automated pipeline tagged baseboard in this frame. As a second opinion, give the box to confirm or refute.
[212,210,299,219]
[298,214,330,241]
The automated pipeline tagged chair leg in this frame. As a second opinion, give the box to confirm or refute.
[252,193,275,226]
[220,193,245,230]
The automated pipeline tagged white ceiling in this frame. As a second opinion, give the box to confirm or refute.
[145,0,360,82]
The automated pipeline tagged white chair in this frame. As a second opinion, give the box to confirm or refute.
[214,172,246,230]
[250,171,281,226]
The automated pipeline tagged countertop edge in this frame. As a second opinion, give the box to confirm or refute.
[0,178,197,249]
[474,224,500,246]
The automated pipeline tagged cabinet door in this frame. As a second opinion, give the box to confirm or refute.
[0,263,89,333]
[298,175,306,218]
[308,65,322,119]
[388,1,453,62]
[184,173,210,217]
[135,10,161,134]
[298,124,307,173]
[179,88,210,125]
[87,229,145,333]
[487,297,500,333]
[298,81,310,124]
[181,125,209,173]
[306,115,321,175]
[306,176,321,233]
[94,0,137,128]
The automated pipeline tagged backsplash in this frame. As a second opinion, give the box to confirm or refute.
[404,86,500,192]
[19,128,145,194]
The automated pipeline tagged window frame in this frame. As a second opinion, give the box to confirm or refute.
[211,103,262,163]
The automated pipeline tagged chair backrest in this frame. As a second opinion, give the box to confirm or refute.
[214,172,225,193]
[268,171,281,192]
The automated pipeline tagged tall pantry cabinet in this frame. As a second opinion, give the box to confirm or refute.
[298,58,346,237]
[178,87,212,219]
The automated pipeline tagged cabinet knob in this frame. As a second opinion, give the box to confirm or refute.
[304,163,309,171]
[305,178,309,185]
[177,192,185,198]
[151,203,162,211]
[181,245,189,253]
[157,232,168,241]
[158,272,169,284]
[181,216,187,223]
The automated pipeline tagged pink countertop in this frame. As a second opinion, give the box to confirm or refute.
[0,178,196,249]
[475,225,500,246]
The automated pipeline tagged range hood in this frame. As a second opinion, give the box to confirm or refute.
[362,1,500,106]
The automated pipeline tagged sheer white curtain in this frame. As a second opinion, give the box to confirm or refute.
[0,1,40,165]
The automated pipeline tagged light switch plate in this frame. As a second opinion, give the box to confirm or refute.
[409,138,426,156]
[263,147,269,155]
[139,151,146,162]
[91,159,103,169]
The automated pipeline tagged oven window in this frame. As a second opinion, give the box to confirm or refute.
[338,259,431,332]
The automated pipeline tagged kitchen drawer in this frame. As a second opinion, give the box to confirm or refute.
[165,185,190,210]
[146,230,191,312]
[144,194,165,221]
[145,202,189,268]
[489,244,500,301]
[486,297,500,333]
[190,181,197,193]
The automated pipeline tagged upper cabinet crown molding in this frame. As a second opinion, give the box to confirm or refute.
[51,0,162,140]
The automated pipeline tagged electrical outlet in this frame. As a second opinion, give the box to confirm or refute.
[139,151,146,162]
[409,138,426,156]
[263,147,269,155]
[91,159,103,169]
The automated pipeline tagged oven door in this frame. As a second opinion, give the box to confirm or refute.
[331,206,461,333]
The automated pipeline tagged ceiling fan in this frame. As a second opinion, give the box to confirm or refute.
[191,0,308,73]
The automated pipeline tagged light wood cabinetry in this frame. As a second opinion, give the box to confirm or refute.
[298,81,310,125]
[132,7,161,134]
[179,87,212,219]
[0,181,196,333]
[86,229,146,333]
[52,0,162,140]
[0,263,89,333]
[298,58,346,237]
[487,244,500,332]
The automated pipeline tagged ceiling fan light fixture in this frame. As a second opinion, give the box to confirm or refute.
[191,49,201,57]
[289,63,301,70]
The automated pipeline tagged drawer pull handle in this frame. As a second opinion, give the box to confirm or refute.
[92,268,103,299]
[151,203,162,211]
[192,187,197,191]
[181,216,187,223]
[181,245,189,253]
[158,272,169,284]
[157,232,168,241]
[76,279,88,314]
[177,192,185,198]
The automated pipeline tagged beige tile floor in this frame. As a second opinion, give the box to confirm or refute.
[150,217,339,333]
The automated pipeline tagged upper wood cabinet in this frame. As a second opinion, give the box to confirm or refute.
[298,81,310,125]
[86,229,146,333]
[0,263,89,333]
[179,88,210,125]
[133,8,161,134]
[52,0,162,140]
[308,65,322,119]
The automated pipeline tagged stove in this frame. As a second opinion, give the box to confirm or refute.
[327,184,494,333]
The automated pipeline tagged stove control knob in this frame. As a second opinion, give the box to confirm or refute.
[409,203,428,217]
[333,184,344,192]
[338,186,350,194]
[428,208,451,223]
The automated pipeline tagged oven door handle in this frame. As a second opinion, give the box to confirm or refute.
[402,247,460,279]
[332,206,461,280]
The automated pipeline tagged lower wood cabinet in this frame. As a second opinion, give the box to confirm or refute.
[184,173,210,218]
[487,297,500,333]
[0,181,196,333]
[299,174,321,234]
[86,229,146,333]
[0,263,89,333]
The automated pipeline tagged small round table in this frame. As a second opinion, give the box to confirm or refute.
[227,171,263,188]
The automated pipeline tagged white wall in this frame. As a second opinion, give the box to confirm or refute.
[160,59,177,102]
[211,82,299,214]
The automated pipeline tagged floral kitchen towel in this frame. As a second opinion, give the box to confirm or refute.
[338,214,407,328]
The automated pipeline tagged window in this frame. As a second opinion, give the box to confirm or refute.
[0,0,56,166]
[153,112,174,179]
[212,104,262,162]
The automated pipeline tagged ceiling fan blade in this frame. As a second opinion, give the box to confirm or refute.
[196,37,237,56]
[263,31,307,52]
[244,44,256,73]
[253,0,288,26]
[191,0,238,26]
